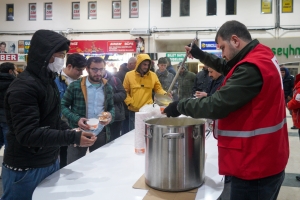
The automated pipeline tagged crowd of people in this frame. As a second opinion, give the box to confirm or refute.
[0,20,298,199]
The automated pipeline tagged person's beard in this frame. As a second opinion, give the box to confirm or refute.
[88,74,102,83]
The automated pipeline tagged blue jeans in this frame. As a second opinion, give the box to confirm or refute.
[1,159,59,200]
[128,111,135,131]
[121,117,130,135]
[230,170,285,200]
[0,122,9,147]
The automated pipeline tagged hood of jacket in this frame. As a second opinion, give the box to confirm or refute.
[281,67,291,80]
[26,30,70,81]
[119,63,129,73]
[135,54,151,74]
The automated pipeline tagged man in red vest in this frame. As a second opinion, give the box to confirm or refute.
[164,20,289,200]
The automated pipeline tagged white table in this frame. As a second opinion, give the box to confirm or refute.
[33,130,224,200]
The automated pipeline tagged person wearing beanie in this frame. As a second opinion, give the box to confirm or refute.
[2,30,96,200]
[123,54,167,131]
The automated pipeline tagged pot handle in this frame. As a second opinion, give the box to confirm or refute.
[163,133,184,139]
[145,126,153,138]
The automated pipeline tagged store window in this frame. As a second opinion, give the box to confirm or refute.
[207,0,216,16]
[161,0,171,17]
[226,0,236,15]
[180,0,190,16]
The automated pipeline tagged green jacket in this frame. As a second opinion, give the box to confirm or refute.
[177,70,196,100]
[61,76,115,140]
[178,39,263,119]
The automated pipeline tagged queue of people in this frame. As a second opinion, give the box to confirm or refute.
[0,20,297,200]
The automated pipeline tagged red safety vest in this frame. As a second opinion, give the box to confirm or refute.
[214,44,289,180]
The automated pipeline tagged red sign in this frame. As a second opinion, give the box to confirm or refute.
[69,40,136,54]
[0,54,18,61]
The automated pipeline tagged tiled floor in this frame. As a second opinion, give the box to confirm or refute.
[0,110,299,199]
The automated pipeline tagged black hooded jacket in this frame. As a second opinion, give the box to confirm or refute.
[0,73,15,123]
[4,30,81,168]
[105,71,126,121]
[115,63,130,83]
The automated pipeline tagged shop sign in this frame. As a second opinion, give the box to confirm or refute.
[271,45,300,59]
[0,54,18,61]
[107,41,136,52]
[18,40,31,54]
[200,40,222,58]
[166,52,186,62]
[69,40,136,54]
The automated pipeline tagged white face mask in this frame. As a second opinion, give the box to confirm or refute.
[48,57,64,73]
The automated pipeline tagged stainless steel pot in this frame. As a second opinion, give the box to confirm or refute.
[144,117,205,192]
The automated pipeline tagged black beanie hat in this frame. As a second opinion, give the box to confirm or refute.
[56,42,70,53]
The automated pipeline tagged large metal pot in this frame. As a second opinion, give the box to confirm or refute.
[144,117,205,192]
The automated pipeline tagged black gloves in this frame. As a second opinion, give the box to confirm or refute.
[187,43,203,60]
[164,101,181,118]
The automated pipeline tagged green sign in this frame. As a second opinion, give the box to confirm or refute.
[272,45,300,59]
[166,52,186,62]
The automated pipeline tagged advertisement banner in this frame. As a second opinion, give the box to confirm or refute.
[88,2,97,19]
[200,40,222,58]
[112,1,121,19]
[130,1,139,18]
[69,40,136,54]
[6,4,14,21]
[282,0,293,13]
[0,41,17,54]
[18,40,31,54]
[45,3,53,20]
[72,2,80,19]
[261,0,272,14]
[29,3,37,20]
[0,54,18,61]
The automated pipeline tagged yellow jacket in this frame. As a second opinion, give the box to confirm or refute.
[123,54,166,112]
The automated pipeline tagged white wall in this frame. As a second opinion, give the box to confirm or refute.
[0,0,299,62]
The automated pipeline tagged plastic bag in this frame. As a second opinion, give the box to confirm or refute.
[139,103,161,117]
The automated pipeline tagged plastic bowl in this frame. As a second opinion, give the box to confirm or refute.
[86,118,99,130]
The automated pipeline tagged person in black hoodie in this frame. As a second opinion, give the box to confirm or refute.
[2,30,97,200]
[103,69,126,141]
[115,57,136,135]
[0,62,18,150]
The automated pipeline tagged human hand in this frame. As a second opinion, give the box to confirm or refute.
[99,112,112,126]
[78,131,97,147]
[194,91,207,98]
[165,92,173,99]
[287,96,292,100]
[78,118,90,130]
[185,43,202,59]
[163,101,181,117]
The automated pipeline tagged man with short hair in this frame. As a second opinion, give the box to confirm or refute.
[123,54,167,131]
[155,57,177,96]
[192,65,211,95]
[165,57,176,76]
[115,57,137,135]
[0,42,7,53]
[54,53,87,169]
[177,62,196,100]
[0,62,18,150]
[61,57,115,164]
[194,67,224,98]
[2,30,97,200]
[164,20,289,199]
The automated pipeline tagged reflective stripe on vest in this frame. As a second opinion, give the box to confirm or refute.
[216,118,286,138]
